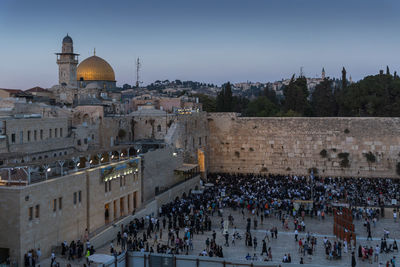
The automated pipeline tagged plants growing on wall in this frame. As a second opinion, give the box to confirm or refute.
[364,151,376,163]
[234,151,240,158]
[320,149,328,158]
[397,162,400,176]
[344,128,350,134]
[338,152,350,168]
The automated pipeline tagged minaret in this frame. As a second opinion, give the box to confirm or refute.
[56,34,79,87]
[321,67,325,79]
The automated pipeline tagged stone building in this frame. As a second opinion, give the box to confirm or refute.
[0,157,141,266]
[0,115,75,165]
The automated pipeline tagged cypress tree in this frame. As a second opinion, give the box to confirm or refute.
[342,67,347,89]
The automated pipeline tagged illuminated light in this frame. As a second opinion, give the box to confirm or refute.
[111,155,114,159]
[89,160,93,164]
[77,163,81,167]
[135,168,138,172]
[121,153,124,156]
[172,152,177,157]
[47,168,51,172]
[101,157,104,161]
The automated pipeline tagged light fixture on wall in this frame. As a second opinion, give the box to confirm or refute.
[47,168,51,172]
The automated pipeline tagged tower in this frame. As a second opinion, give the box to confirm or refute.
[56,34,79,87]
[135,57,141,88]
[322,67,325,79]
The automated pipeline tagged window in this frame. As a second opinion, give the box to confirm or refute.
[40,129,43,140]
[29,207,33,221]
[184,140,187,149]
[192,137,195,148]
[157,125,161,132]
[92,134,94,140]
[11,133,15,143]
[120,177,122,187]
[53,199,57,212]
[105,182,108,193]
[34,130,37,141]
[49,129,52,138]
[123,176,126,186]
[55,128,58,138]
[58,197,62,210]
[77,139,81,146]
[84,138,88,144]
[73,192,77,204]
[60,128,63,137]
[205,136,207,145]
[108,180,112,191]
[35,205,40,218]
[27,131,31,142]
[78,191,82,203]
[199,137,201,146]
[20,131,23,144]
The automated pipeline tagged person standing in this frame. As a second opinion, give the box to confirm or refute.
[261,240,267,256]
[36,248,41,264]
[351,251,356,267]
[374,244,380,262]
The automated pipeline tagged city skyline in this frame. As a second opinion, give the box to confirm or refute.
[1,0,400,89]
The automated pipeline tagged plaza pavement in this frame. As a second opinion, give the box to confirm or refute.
[41,208,400,267]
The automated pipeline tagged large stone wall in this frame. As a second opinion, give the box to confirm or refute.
[208,113,400,178]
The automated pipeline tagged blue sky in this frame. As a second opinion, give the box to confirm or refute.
[0,0,399,89]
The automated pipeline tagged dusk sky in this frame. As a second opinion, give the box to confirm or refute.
[1,0,399,89]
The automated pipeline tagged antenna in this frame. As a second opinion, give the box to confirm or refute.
[300,66,304,77]
[135,58,142,88]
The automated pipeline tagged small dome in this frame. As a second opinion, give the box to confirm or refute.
[77,55,115,82]
[63,34,73,44]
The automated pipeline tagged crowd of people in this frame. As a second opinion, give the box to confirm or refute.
[37,172,400,267]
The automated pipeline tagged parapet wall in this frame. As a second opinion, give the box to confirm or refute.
[207,113,400,178]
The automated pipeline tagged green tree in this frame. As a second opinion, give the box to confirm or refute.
[193,94,217,112]
[244,96,278,117]
[340,71,400,116]
[263,86,279,105]
[283,75,311,116]
[342,67,347,89]
[216,82,233,112]
[311,79,337,116]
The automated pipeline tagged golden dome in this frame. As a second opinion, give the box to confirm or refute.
[77,55,115,81]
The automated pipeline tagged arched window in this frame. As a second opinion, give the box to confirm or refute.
[157,125,161,132]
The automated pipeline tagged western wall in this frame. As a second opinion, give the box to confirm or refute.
[207,113,400,178]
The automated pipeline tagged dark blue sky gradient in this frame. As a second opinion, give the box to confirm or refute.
[0,0,399,88]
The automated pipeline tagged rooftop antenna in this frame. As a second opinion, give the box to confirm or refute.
[135,57,142,88]
[300,66,304,77]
